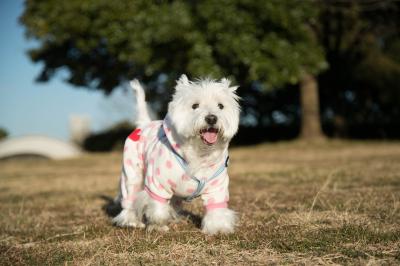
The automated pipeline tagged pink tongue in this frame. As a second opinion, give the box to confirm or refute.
[203,131,218,144]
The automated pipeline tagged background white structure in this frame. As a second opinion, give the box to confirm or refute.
[69,115,91,145]
[0,135,82,160]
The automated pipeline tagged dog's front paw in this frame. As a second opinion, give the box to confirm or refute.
[201,208,237,235]
[112,209,145,228]
[146,224,169,232]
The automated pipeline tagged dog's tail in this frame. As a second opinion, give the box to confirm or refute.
[130,79,152,127]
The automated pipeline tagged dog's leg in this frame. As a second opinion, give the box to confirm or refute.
[112,176,144,228]
[113,187,145,228]
[200,174,237,234]
[201,208,237,235]
[134,191,175,231]
[146,200,174,231]
[112,141,145,228]
[170,196,183,219]
[112,208,145,228]
[113,191,145,228]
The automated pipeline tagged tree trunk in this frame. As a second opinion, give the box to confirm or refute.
[299,73,325,141]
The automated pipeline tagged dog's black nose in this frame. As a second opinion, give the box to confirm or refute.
[205,114,218,125]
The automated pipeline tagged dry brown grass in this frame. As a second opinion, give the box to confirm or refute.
[1,140,399,265]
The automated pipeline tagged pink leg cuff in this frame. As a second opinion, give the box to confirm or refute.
[144,186,168,203]
[205,202,228,212]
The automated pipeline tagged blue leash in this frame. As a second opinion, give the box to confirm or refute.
[162,130,229,201]
[172,151,229,201]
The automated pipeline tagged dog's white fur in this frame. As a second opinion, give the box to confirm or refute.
[113,74,240,234]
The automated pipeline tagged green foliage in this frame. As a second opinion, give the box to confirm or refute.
[20,0,400,139]
[0,128,8,140]
[20,0,326,94]
[83,121,134,151]
[317,1,400,135]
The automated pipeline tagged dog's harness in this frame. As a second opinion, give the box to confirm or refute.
[162,128,229,202]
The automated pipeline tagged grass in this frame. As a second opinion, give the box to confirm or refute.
[0,140,399,265]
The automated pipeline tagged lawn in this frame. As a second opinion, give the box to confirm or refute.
[1,141,399,265]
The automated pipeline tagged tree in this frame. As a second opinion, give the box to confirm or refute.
[21,0,326,140]
[299,73,324,140]
[0,128,8,140]
[316,0,400,138]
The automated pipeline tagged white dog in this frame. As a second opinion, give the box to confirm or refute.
[112,74,240,234]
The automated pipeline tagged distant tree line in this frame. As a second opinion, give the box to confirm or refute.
[0,128,8,140]
[20,0,400,149]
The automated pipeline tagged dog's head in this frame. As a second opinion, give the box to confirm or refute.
[168,74,240,146]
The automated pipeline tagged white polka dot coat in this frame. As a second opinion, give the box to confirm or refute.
[119,117,230,212]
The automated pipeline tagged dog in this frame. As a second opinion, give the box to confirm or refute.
[112,74,240,234]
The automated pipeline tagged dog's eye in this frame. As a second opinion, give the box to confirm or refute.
[192,103,199,110]
[218,103,224,110]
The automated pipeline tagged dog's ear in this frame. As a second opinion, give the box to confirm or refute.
[220,78,231,87]
[177,74,190,87]
[229,85,239,93]
[221,77,238,93]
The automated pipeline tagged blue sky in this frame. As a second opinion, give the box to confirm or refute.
[0,1,135,141]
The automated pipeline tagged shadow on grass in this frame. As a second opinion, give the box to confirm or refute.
[98,195,203,229]
[177,209,202,228]
[99,195,121,218]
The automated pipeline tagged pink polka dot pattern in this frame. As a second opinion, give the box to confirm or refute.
[167,179,177,188]
[127,194,136,201]
[132,185,141,192]
[207,198,215,204]
[121,119,230,213]
[210,179,219,186]
[186,188,195,193]
[138,153,144,161]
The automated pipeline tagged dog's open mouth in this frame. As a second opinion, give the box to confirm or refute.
[200,127,219,145]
